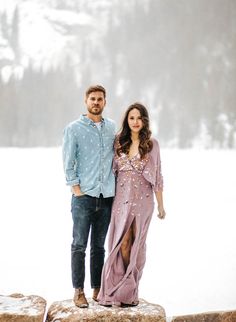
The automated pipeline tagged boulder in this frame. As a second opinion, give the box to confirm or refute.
[0,293,47,322]
[171,310,236,322]
[46,298,166,322]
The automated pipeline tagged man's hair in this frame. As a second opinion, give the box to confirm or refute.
[85,85,106,99]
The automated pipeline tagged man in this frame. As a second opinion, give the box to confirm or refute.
[62,85,115,308]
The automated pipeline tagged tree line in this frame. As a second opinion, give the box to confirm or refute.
[0,0,235,148]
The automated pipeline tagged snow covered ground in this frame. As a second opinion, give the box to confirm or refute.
[0,147,235,317]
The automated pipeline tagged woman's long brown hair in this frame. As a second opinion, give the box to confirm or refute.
[116,103,153,159]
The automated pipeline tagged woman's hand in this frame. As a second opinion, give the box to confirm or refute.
[157,207,166,219]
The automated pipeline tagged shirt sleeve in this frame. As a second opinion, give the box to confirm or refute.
[154,140,164,192]
[62,126,80,186]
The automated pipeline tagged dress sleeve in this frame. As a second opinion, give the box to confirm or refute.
[154,140,164,192]
[112,158,118,176]
[112,136,119,176]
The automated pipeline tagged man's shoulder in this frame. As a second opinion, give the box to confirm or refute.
[104,117,115,125]
[104,117,116,131]
[64,117,83,132]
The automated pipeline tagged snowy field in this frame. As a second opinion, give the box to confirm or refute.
[0,147,236,317]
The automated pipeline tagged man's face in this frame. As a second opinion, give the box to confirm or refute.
[85,91,106,116]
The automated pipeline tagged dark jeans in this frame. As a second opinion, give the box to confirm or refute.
[71,194,113,289]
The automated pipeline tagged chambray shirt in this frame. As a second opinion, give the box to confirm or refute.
[62,114,116,198]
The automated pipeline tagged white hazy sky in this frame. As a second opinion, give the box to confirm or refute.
[0,147,236,318]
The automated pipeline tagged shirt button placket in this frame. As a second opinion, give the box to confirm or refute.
[100,122,105,196]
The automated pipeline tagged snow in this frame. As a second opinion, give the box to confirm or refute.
[18,2,76,70]
[46,8,93,26]
[0,147,235,317]
[0,0,93,75]
[0,0,18,15]
[0,296,41,315]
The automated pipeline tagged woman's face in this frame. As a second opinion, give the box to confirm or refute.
[127,108,143,133]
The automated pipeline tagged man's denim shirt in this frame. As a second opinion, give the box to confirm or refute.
[62,114,116,198]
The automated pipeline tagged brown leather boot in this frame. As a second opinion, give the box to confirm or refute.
[73,288,89,308]
[92,287,100,302]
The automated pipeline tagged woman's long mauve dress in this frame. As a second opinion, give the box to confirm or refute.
[98,138,163,306]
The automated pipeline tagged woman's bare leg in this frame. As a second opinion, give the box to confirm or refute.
[120,220,136,270]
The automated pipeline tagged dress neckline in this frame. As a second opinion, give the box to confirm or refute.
[128,152,139,161]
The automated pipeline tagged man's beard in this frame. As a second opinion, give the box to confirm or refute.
[88,106,103,115]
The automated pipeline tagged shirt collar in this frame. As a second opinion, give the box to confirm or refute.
[80,114,105,126]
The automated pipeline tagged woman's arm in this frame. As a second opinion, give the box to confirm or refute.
[155,190,166,219]
[153,139,166,219]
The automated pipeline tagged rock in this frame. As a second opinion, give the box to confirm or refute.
[170,310,236,322]
[46,298,166,322]
[0,293,47,322]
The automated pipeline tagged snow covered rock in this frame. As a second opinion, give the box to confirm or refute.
[46,298,166,322]
[0,293,46,322]
[171,310,236,321]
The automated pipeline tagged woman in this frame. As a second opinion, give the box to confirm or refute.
[98,102,166,307]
